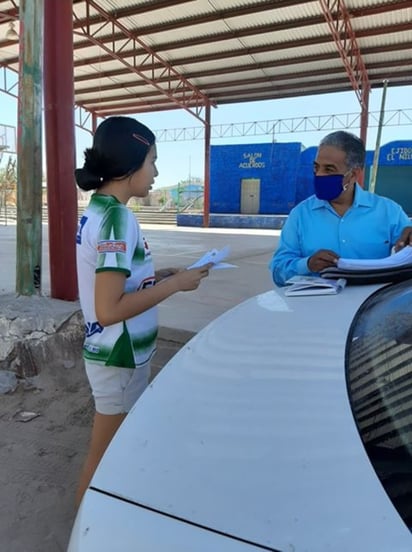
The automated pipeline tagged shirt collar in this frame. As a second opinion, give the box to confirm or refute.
[311,184,371,210]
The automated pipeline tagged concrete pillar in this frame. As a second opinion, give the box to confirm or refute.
[16,0,44,295]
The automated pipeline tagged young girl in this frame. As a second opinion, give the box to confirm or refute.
[74,116,211,506]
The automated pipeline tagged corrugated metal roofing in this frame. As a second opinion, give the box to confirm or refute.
[0,0,411,121]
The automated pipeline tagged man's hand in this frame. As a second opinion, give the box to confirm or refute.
[394,226,412,252]
[307,249,339,273]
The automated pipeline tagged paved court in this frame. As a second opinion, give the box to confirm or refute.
[0,223,280,333]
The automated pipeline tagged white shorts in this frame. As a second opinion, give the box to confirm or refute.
[85,361,151,415]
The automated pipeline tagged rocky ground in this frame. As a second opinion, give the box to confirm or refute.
[0,326,192,552]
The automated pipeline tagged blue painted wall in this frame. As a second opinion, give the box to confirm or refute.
[210,140,412,215]
[364,141,412,214]
[295,146,316,204]
[210,142,302,214]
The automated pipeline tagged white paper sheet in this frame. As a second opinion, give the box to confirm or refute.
[187,246,237,270]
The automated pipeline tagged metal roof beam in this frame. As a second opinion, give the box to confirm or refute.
[5,16,409,71]
[0,7,18,23]
[69,21,412,85]
[212,83,409,105]
[73,0,214,123]
[90,78,358,115]
[151,109,412,142]
[72,0,308,35]
[78,75,412,111]
[194,69,412,101]
[2,108,412,144]
[71,14,326,56]
[97,103,192,117]
[0,65,96,135]
[181,41,412,79]
[69,2,412,58]
[77,58,412,109]
[74,104,97,135]
[319,0,370,109]
[72,0,193,30]
[5,23,411,71]
[70,1,319,54]
[0,65,18,98]
[73,37,412,96]
[351,1,412,17]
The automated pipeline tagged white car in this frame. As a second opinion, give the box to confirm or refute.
[68,281,412,551]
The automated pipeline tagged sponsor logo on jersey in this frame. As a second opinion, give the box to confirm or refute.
[142,236,152,258]
[139,276,156,290]
[85,321,104,337]
[97,240,126,253]
[84,343,100,354]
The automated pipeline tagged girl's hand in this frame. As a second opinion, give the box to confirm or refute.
[171,263,212,291]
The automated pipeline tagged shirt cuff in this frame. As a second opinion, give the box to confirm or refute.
[296,257,312,275]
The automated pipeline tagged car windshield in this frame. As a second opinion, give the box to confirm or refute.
[346,280,412,530]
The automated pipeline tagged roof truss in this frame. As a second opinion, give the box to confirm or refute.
[0,0,411,119]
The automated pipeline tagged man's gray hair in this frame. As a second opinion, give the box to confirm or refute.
[319,131,365,169]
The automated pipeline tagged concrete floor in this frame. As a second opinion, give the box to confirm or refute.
[0,222,280,333]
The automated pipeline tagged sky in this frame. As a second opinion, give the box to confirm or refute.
[1,82,411,189]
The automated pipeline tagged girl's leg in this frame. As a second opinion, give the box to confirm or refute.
[75,361,151,508]
[75,411,126,508]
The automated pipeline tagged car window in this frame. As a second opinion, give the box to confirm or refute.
[346,280,412,530]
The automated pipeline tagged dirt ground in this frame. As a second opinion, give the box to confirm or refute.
[0,333,188,552]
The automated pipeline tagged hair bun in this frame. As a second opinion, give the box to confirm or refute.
[75,167,102,191]
[83,148,114,179]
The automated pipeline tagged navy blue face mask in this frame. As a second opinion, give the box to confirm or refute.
[314,173,350,201]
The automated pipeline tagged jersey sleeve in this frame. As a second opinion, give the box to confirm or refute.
[95,205,138,277]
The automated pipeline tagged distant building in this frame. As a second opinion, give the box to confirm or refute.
[210,140,412,215]
[170,183,204,209]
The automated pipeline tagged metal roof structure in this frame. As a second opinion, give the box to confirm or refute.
[0,0,411,125]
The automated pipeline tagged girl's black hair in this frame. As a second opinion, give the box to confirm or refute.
[75,116,156,191]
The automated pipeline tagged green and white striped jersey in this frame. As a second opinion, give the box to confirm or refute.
[76,194,157,368]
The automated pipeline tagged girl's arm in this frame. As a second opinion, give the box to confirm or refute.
[155,267,180,281]
[95,264,211,326]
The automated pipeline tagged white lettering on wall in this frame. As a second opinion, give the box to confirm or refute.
[238,152,266,169]
[386,147,412,162]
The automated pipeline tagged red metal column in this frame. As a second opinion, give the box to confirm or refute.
[91,112,98,133]
[44,0,78,300]
[319,0,370,160]
[203,103,211,228]
[360,87,369,147]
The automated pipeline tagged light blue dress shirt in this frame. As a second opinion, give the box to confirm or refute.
[269,185,411,286]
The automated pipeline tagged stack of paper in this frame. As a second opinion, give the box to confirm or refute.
[337,246,412,271]
[321,246,412,285]
[284,275,347,296]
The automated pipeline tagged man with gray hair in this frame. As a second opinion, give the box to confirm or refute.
[269,131,412,286]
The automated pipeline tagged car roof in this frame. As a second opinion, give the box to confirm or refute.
[91,285,412,551]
